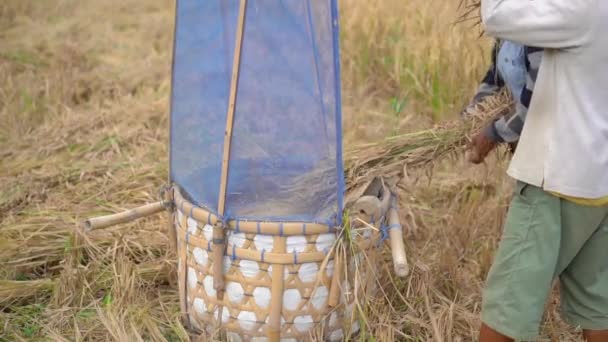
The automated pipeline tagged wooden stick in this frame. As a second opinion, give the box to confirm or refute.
[214,0,247,329]
[168,211,177,254]
[212,223,226,293]
[167,188,177,254]
[388,198,409,278]
[83,201,165,231]
[217,0,247,215]
[212,222,227,331]
[327,251,343,308]
[267,236,286,341]
[178,212,191,328]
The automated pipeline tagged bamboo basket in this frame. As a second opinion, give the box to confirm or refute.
[83,174,404,341]
[172,186,384,341]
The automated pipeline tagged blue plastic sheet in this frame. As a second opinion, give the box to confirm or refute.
[170,0,344,224]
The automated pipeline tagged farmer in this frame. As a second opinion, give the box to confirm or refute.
[472,1,608,341]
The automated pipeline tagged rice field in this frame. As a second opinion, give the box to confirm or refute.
[0,1,584,341]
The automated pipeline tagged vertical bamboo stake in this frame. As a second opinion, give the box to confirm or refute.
[167,188,177,254]
[167,0,178,255]
[218,0,247,216]
[215,0,248,324]
[168,211,177,253]
[212,223,226,297]
[268,237,286,341]
[178,211,190,328]
[328,251,343,308]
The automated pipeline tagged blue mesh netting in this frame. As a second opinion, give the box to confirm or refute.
[170,0,344,224]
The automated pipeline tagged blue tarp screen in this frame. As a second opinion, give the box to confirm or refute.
[170,0,344,224]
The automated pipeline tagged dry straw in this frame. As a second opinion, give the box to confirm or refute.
[345,90,513,191]
[456,0,482,27]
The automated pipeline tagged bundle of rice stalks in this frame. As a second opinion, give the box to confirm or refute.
[0,261,172,306]
[0,215,168,274]
[0,278,55,306]
[344,91,513,191]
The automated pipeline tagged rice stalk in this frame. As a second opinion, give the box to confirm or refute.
[345,90,512,191]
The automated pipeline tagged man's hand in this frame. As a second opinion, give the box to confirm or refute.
[508,141,518,154]
[467,130,497,164]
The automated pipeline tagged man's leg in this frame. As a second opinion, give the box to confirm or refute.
[479,323,513,342]
[480,181,562,341]
[558,205,608,342]
[583,330,608,342]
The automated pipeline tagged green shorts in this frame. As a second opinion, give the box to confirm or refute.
[482,181,608,341]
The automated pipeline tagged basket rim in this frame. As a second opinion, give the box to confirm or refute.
[173,185,335,236]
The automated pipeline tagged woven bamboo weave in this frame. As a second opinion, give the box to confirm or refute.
[173,186,378,341]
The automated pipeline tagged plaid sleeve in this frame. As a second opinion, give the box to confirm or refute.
[486,46,542,143]
[462,41,505,117]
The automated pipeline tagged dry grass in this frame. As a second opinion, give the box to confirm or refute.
[0,0,583,341]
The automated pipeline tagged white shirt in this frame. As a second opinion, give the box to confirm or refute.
[481,0,608,198]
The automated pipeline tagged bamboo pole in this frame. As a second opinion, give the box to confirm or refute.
[167,0,178,255]
[267,236,286,341]
[178,211,190,328]
[83,202,165,231]
[168,210,177,254]
[212,223,226,294]
[217,0,247,216]
[388,198,409,278]
[166,187,177,254]
[327,252,343,308]
[214,0,248,325]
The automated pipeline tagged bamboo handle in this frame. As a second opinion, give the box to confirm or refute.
[213,0,247,327]
[83,201,165,231]
[167,187,177,254]
[212,225,226,292]
[267,236,286,341]
[168,211,177,254]
[212,224,226,328]
[327,253,343,307]
[388,201,409,278]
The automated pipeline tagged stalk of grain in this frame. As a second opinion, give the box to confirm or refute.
[345,90,512,191]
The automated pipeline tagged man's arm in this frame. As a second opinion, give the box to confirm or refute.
[485,102,526,143]
[486,47,542,143]
[473,65,504,104]
[469,46,542,163]
[462,42,504,117]
[481,0,595,48]
[466,67,503,108]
